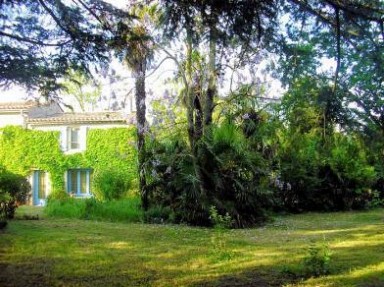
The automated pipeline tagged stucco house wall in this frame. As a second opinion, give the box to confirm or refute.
[0,101,136,206]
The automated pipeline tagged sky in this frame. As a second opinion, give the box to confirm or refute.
[1,86,32,102]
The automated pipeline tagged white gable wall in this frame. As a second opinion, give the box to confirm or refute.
[0,113,25,128]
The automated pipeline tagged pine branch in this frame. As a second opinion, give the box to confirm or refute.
[0,31,71,47]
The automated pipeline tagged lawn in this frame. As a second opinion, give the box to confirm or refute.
[0,207,383,287]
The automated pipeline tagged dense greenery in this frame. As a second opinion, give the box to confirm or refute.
[146,122,272,227]
[0,165,29,221]
[144,77,382,227]
[137,0,383,227]
[0,126,137,200]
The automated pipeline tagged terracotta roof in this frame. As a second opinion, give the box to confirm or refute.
[0,101,38,110]
[27,112,132,125]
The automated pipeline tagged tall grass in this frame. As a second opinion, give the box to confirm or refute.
[44,197,142,222]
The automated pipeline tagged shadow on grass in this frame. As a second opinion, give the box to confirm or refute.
[190,268,296,287]
[0,258,158,287]
[191,229,384,286]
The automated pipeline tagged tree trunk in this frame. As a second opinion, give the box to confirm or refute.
[204,15,218,130]
[134,59,148,211]
[185,28,196,151]
[184,25,207,205]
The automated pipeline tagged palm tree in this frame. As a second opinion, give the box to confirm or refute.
[113,4,158,211]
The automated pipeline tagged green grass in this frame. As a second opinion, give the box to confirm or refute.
[44,197,142,222]
[0,207,383,287]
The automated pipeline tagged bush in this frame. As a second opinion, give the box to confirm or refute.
[146,122,272,228]
[0,166,30,220]
[209,206,233,229]
[92,169,131,201]
[281,243,333,279]
[303,243,332,277]
[143,205,173,224]
[276,132,376,212]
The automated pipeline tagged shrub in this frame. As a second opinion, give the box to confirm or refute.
[143,205,173,224]
[276,132,376,212]
[303,243,332,277]
[82,197,142,222]
[0,166,30,220]
[92,169,130,201]
[209,206,233,229]
[282,242,333,279]
[146,122,272,228]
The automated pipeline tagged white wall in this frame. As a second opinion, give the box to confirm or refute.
[0,113,25,128]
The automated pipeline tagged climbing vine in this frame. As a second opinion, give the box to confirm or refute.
[0,126,137,198]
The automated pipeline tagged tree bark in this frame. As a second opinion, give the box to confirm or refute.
[134,59,148,211]
[184,25,207,204]
[204,14,218,130]
[185,27,196,151]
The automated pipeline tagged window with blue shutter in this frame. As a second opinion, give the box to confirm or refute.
[67,169,92,196]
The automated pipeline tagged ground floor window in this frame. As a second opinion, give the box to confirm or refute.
[33,170,49,206]
[67,169,92,196]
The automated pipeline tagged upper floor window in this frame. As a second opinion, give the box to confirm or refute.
[62,126,87,153]
[68,127,80,150]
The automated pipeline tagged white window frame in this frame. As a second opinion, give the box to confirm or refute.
[63,126,87,153]
[66,169,92,197]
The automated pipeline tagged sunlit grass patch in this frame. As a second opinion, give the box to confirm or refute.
[0,207,383,286]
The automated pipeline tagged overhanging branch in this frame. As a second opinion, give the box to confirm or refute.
[0,31,71,47]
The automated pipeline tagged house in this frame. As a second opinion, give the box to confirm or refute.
[0,100,136,206]
[0,100,61,128]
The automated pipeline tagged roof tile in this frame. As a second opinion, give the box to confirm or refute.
[0,100,38,110]
[26,112,133,125]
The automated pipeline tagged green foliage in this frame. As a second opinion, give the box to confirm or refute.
[146,122,272,227]
[45,197,86,219]
[0,126,137,199]
[92,169,131,201]
[45,197,142,222]
[277,130,376,212]
[0,165,30,220]
[274,78,376,212]
[146,137,205,225]
[302,243,332,277]
[143,205,173,224]
[281,242,333,279]
[209,206,232,229]
[61,69,102,112]
[0,1,127,97]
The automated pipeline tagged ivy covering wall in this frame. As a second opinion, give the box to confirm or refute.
[0,126,137,197]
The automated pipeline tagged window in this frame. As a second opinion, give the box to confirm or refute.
[67,169,92,196]
[68,127,80,150]
[32,170,49,206]
[61,127,87,153]
[37,171,47,199]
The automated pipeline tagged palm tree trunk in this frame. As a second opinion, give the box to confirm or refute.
[184,25,207,204]
[204,15,218,130]
[134,59,148,211]
[185,28,196,151]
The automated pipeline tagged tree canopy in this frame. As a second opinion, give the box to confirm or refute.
[0,0,128,97]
